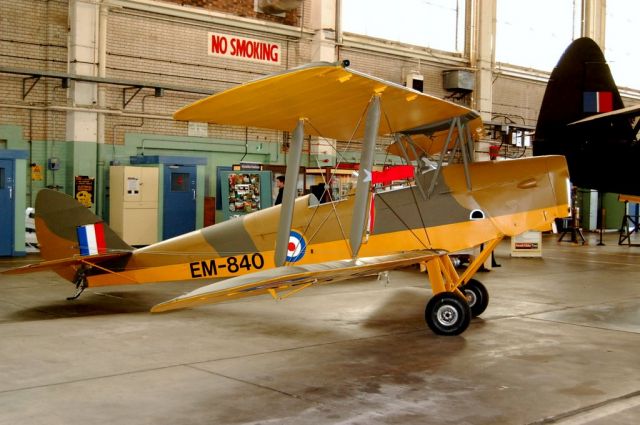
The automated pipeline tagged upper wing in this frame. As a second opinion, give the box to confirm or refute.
[151,250,444,313]
[173,62,479,142]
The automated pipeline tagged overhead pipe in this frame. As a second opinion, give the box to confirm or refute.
[335,0,342,45]
[96,0,109,216]
[0,103,173,120]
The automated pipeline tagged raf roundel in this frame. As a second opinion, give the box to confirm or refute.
[286,231,307,263]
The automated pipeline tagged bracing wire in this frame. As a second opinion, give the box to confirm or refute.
[281,99,374,263]
[379,103,432,247]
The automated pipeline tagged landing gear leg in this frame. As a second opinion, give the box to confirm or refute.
[422,237,502,334]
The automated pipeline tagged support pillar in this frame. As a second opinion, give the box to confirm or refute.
[469,0,496,123]
[310,0,338,62]
[67,0,108,212]
[582,0,606,49]
[67,0,99,144]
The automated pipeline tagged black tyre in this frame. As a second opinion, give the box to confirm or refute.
[460,278,489,317]
[425,292,471,336]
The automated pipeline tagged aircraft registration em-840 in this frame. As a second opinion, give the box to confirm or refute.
[4,62,571,336]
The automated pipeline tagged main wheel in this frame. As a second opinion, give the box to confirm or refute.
[425,292,471,336]
[460,278,489,317]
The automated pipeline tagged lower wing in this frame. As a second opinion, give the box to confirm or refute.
[151,250,445,313]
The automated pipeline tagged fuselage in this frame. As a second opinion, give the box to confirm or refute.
[87,155,570,287]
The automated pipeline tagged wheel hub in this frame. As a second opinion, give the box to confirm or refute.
[464,289,477,307]
[436,305,459,326]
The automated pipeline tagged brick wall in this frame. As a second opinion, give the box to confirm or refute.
[160,0,301,26]
[0,0,69,142]
[102,4,312,145]
[493,75,547,127]
[338,44,470,106]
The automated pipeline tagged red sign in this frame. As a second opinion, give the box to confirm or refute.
[208,32,281,65]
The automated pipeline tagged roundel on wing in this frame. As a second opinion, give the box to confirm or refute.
[286,231,307,262]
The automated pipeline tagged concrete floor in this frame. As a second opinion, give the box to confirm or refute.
[1,233,639,425]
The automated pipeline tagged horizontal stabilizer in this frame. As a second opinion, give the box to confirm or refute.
[2,251,131,275]
[151,250,444,313]
[569,104,640,126]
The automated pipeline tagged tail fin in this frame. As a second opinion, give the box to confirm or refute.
[34,189,132,280]
[534,37,625,143]
[533,37,638,193]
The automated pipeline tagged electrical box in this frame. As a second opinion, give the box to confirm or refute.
[109,165,159,246]
[443,69,475,92]
[47,157,60,170]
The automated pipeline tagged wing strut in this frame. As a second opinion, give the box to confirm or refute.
[424,116,475,197]
[275,118,305,267]
[349,94,381,258]
[455,117,473,191]
[427,117,457,197]
[394,134,429,201]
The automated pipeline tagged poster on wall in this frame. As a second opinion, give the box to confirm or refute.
[228,173,261,215]
[74,176,95,208]
[30,164,43,181]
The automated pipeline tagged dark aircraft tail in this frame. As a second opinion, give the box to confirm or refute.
[533,37,639,194]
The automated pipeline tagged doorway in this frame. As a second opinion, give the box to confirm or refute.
[162,164,196,239]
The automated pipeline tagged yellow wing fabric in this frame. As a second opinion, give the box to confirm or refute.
[151,250,444,313]
[173,62,479,141]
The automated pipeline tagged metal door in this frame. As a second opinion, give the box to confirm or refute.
[163,165,196,240]
[0,159,15,256]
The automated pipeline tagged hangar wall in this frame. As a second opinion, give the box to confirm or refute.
[336,43,464,101]
[0,0,68,141]
[1,0,637,231]
[492,75,547,127]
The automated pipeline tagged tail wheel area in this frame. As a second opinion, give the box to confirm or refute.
[425,292,471,336]
[460,278,489,317]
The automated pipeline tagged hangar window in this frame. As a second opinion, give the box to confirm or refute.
[605,0,640,90]
[496,0,579,71]
[341,0,465,53]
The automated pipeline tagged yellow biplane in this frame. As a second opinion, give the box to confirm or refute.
[4,62,571,335]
